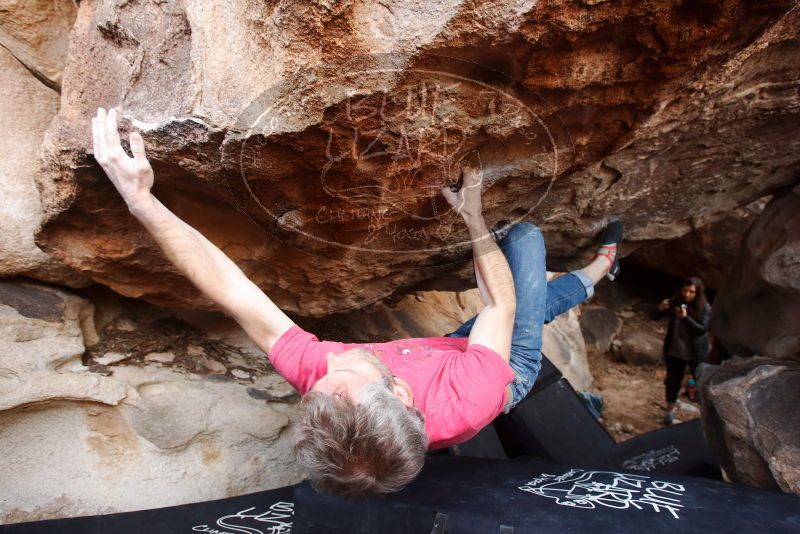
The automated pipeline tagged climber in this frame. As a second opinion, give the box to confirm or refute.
[91,107,623,498]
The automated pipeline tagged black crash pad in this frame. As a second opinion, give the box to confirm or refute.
[609,419,719,478]
[0,486,296,534]
[452,365,720,479]
[4,456,798,533]
[293,455,800,533]
[494,378,616,464]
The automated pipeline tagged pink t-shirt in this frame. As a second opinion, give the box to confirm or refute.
[268,325,514,450]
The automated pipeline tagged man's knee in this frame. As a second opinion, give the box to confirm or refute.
[504,222,543,242]
[509,221,538,233]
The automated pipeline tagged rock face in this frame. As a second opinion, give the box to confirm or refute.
[699,188,800,495]
[579,305,621,353]
[3,0,798,519]
[712,187,800,359]
[0,0,77,89]
[0,46,89,287]
[0,279,301,523]
[299,285,593,391]
[32,0,800,316]
[628,198,769,290]
[541,308,593,392]
[698,357,800,495]
[613,329,663,366]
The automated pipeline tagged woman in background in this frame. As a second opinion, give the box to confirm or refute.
[653,277,711,425]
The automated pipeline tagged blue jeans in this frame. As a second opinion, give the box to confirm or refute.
[445,223,593,411]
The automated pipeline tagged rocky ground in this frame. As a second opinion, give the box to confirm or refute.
[589,346,701,443]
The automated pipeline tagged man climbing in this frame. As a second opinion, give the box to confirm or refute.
[91,107,622,498]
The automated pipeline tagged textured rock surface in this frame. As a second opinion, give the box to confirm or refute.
[299,284,593,391]
[0,0,77,89]
[712,187,800,358]
[541,307,593,391]
[0,279,301,522]
[0,47,89,287]
[33,0,800,316]
[579,305,621,353]
[698,357,800,495]
[0,278,109,411]
[614,329,663,366]
[629,198,768,289]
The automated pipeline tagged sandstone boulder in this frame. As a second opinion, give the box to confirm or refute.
[0,47,89,288]
[629,198,769,290]
[0,0,77,89]
[541,307,593,391]
[0,278,108,410]
[579,305,621,353]
[614,330,663,366]
[698,357,800,495]
[712,186,800,358]
[33,0,800,316]
[0,280,301,523]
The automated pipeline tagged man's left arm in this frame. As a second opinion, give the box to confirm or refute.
[91,107,295,356]
[441,165,515,363]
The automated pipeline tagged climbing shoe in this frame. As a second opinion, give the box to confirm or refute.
[598,218,623,281]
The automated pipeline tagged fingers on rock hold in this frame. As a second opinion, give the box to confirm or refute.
[130,132,147,160]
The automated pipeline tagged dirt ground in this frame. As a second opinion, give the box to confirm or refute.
[588,346,701,442]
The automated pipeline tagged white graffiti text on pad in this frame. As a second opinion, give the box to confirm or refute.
[192,501,294,534]
[519,470,686,519]
[622,445,681,472]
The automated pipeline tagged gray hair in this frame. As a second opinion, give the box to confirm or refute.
[293,379,429,497]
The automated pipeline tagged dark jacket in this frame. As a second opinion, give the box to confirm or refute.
[651,302,711,362]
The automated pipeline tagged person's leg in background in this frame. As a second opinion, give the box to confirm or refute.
[688,361,700,379]
[663,356,687,425]
[686,360,701,401]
